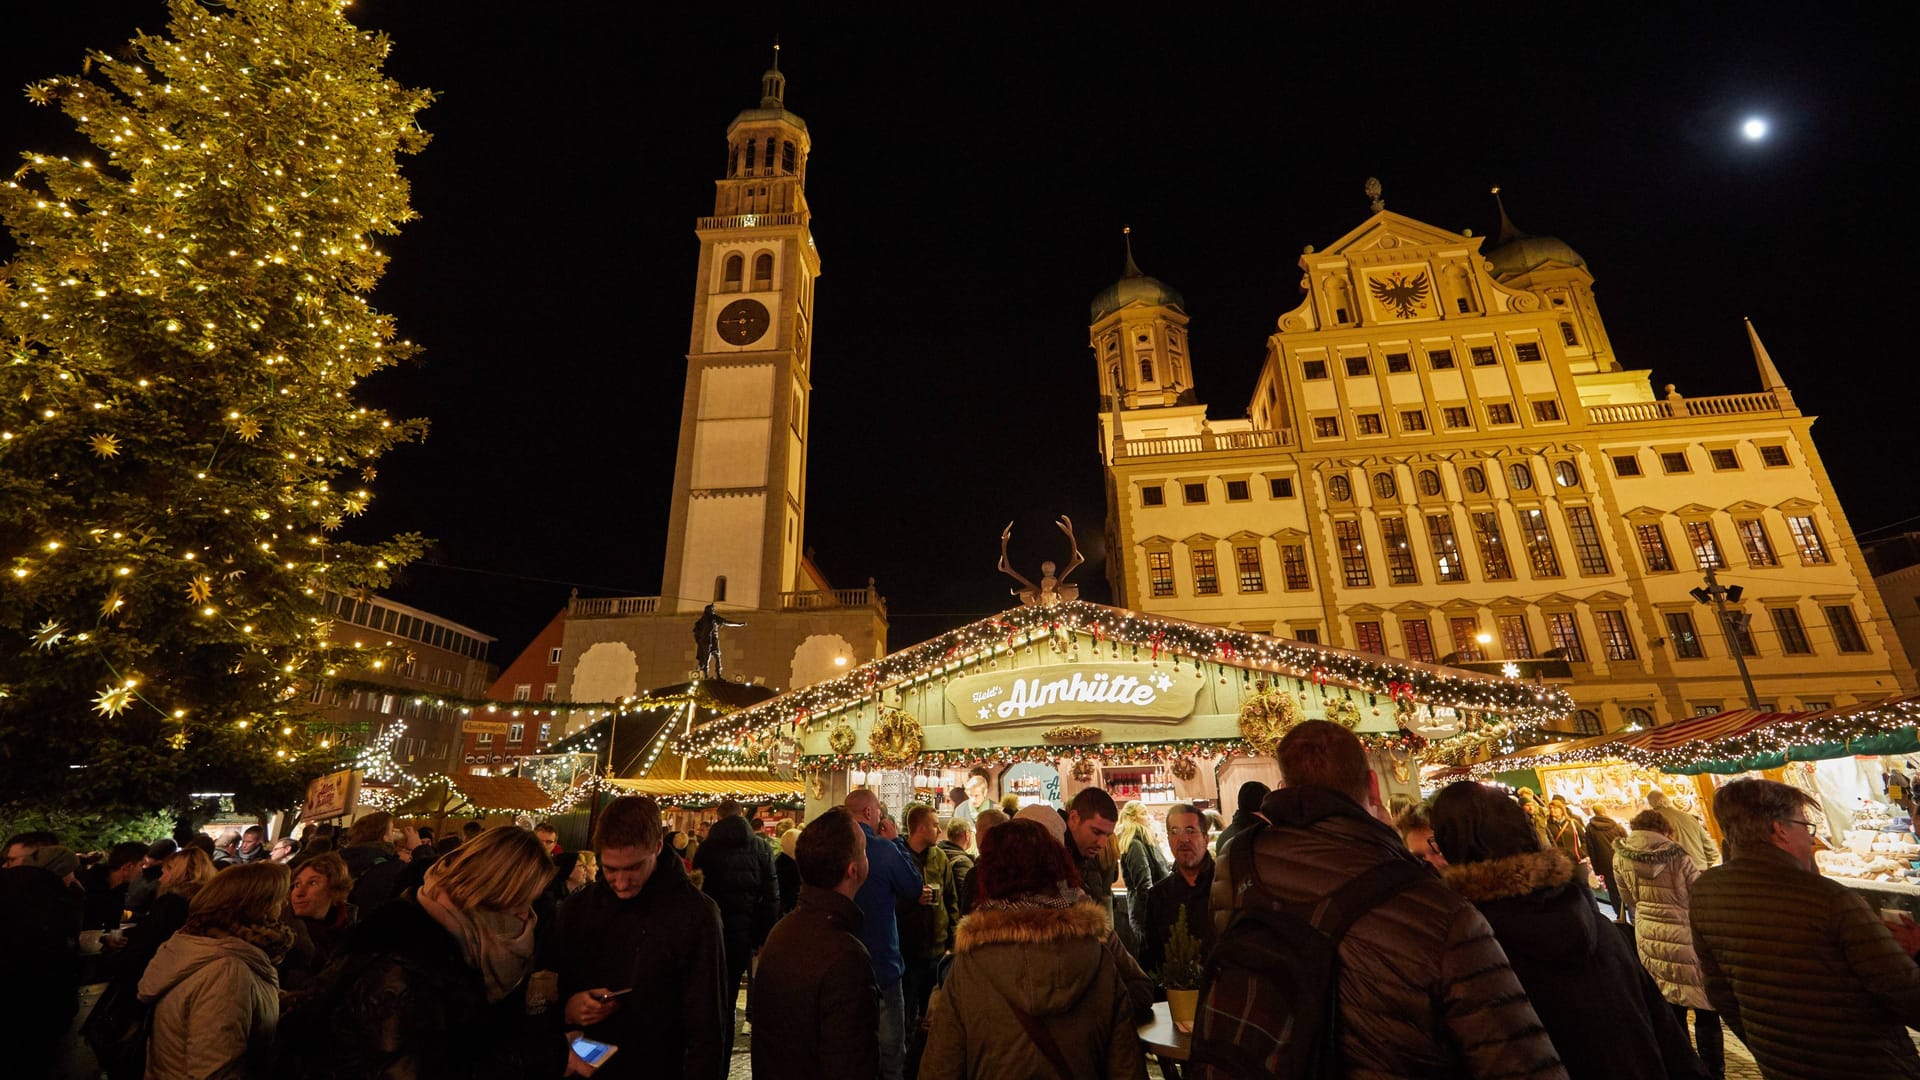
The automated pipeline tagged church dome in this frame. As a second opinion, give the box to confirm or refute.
[1485,233,1585,279]
[1090,233,1185,322]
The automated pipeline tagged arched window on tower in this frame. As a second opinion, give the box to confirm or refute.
[713,576,728,603]
[744,140,756,172]
[727,144,739,178]
[763,137,775,174]
[752,253,774,290]
[722,254,743,292]
[1140,357,1155,383]
[782,141,796,173]
[1560,321,1580,346]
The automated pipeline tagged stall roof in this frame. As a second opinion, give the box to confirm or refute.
[447,775,554,813]
[1665,696,1920,775]
[543,679,778,778]
[606,778,802,799]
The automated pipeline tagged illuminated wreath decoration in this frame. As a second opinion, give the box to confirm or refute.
[1238,687,1302,756]
[1042,724,1102,745]
[1071,756,1097,782]
[1324,698,1363,730]
[1170,757,1198,782]
[866,707,924,767]
[828,723,857,756]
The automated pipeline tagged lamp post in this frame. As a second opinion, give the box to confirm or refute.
[1690,568,1762,711]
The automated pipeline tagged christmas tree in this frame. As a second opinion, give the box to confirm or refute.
[0,0,433,816]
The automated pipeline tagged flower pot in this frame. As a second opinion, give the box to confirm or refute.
[1166,987,1199,1026]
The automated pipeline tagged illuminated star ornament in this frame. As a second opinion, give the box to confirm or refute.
[234,416,262,442]
[1741,116,1769,142]
[92,682,136,716]
[1501,662,1522,679]
[89,433,121,459]
[31,620,66,650]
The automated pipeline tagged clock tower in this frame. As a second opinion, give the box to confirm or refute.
[661,53,817,614]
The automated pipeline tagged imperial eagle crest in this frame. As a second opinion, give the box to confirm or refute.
[1368,270,1431,319]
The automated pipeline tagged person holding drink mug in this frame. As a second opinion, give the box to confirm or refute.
[898,803,960,1030]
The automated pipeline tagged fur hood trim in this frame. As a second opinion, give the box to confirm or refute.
[1443,849,1575,903]
[953,900,1110,954]
[1614,830,1690,866]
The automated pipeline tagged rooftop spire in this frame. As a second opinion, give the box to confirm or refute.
[759,40,786,109]
[1491,185,1527,244]
[1745,317,1789,387]
[1122,225,1142,278]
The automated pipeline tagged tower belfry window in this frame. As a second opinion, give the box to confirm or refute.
[753,253,774,290]
[745,141,756,172]
[1140,358,1154,382]
[763,137,775,174]
[722,254,743,291]
[782,141,796,173]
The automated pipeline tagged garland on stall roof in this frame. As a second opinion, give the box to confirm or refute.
[796,731,1428,774]
[323,678,724,719]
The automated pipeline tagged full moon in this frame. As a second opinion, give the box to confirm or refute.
[1742,117,1769,141]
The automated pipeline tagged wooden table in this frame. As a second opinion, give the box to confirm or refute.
[1137,1000,1191,1077]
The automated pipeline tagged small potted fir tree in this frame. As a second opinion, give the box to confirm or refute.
[1160,905,1205,1025]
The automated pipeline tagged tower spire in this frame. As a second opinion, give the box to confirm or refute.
[1490,185,1527,244]
[760,40,786,109]
[1122,225,1142,278]
[1745,317,1795,409]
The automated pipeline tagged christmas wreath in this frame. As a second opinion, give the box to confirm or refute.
[1170,757,1198,782]
[867,707,924,767]
[1071,756,1097,782]
[828,723,856,756]
[1324,698,1363,730]
[1238,687,1301,755]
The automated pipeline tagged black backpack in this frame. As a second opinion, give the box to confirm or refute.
[1188,825,1428,1079]
[81,973,153,1080]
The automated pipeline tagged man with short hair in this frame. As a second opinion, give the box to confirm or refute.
[1690,777,1920,1077]
[231,823,268,863]
[750,807,879,1080]
[938,820,976,916]
[896,803,957,1027]
[3,830,58,869]
[1646,788,1719,869]
[125,837,176,916]
[549,795,727,1079]
[953,767,993,825]
[693,796,779,1063]
[211,828,243,866]
[78,840,148,930]
[534,820,561,855]
[460,820,483,842]
[1215,779,1270,857]
[1065,786,1119,916]
[845,788,924,1080]
[1209,721,1564,1077]
[1137,804,1216,980]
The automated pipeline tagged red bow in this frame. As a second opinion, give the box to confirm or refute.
[1387,680,1415,705]
[1150,630,1167,661]
[1217,641,1239,662]
[1310,665,1328,688]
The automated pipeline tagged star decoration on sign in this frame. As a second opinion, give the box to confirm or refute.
[31,619,65,650]
[1151,673,1174,691]
[977,706,991,720]
[93,684,135,716]
[89,433,121,459]
[1501,662,1521,679]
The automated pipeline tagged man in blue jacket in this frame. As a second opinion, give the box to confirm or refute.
[846,787,924,1080]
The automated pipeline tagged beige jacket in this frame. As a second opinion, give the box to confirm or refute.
[138,932,280,1080]
[1612,831,1710,1010]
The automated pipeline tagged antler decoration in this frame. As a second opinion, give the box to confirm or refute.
[1055,515,1085,583]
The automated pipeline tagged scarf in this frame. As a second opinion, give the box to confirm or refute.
[415,884,538,1003]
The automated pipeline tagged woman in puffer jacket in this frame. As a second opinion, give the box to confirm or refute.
[1431,781,1708,1080]
[138,861,292,1079]
[1615,810,1724,1078]
[919,818,1148,1080]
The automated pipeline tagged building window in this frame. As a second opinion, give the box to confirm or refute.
[1509,462,1534,490]
[1450,617,1487,661]
[1496,613,1535,658]
[1428,513,1468,582]
[1235,546,1266,593]
[1282,544,1312,590]
[1486,402,1516,425]
[1659,451,1691,474]
[1561,506,1609,574]
[1803,699,1832,712]
[1463,466,1487,493]
[513,684,532,702]
[1386,352,1412,372]
[1293,627,1320,644]
[1225,479,1250,501]
[1418,469,1442,496]
[1635,523,1675,572]
[1329,475,1352,501]
[1191,549,1220,595]
[1403,619,1437,662]
[508,723,524,743]
[476,731,493,746]
[1148,551,1176,597]
[1693,704,1723,718]
[1664,611,1705,658]
[1382,517,1420,584]
[1442,406,1472,430]
[1787,516,1830,564]
[1303,359,1329,380]
[1622,707,1654,729]
[1269,477,1295,498]
[1334,520,1372,587]
[1770,608,1812,654]
[1725,611,1760,657]
[1356,413,1384,435]
[1826,605,1867,652]
[713,575,728,603]
[1352,620,1385,654]
[1560,321,1580,346]
[539,722,552,743]
[1513,342,1543,363]
[1709,448,1740,471]
[1610,456,1643,479]
[1546,611,1586,661]
[722,254,744,290]
[1758,444,1791,467]
[752,252,774,289]
[1683,520,1725,570]
[1551,461,1578,489]
[548,647,563,664]
[1531,399,1562,422]
[1736,519,1778,567]
[1470,346,1498,366]
[1428,348,1456,370]
[1183,482,1207,504]
[1141,485,1165,507]
[1141,357,1155,382]
[543,683,556,701]
[782,140,796,172]
[1519,509,1561,577]
[1570,709,1602,735]
[1473,512,1515,580]
[1314,416,1341,438]
[1345,355,1371,376]
[1374,472,1397,500]
[1596,610,1637,660]
[1401,410,1428,432]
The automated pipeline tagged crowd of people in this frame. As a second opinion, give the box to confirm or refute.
[6,718,1920,1078]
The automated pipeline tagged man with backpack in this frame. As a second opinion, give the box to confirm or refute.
[1196,721,1566,1078]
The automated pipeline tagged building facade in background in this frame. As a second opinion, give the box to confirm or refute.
[458,609,566,775]
[1100,191,1914,733]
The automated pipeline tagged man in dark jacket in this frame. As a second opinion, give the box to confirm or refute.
[1065,786,1119,916]
[1691,778,1920,1078]
[846,788,924,1080]
[1583,804,1628,921]
[79,841,149,930]
[340,812,406,913]
[896,803,958,1027]
[1,845,84,1077]
[1137,803,1215,980]
[750,807,879,1080]
[1214,779,1270,857]
[1210,722,1565,1078]
[691,799,779,1062]
[551,796,728,1080]
[937,820,976,916]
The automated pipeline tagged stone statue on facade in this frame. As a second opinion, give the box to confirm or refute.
[694,603,745,680]
[998,516,1085,607]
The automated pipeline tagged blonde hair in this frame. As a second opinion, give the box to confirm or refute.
[159,848,217,899]
[423,825,552,912]
[184,861,291,936]
[573,850,597,878]
[779,828,801,859]
[1114,800,1154,855]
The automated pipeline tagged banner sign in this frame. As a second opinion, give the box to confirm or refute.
[462,720,512,736]
[944,663,1200,729]
[302,768,359,821]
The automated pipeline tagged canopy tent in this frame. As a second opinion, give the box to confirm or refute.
[1664,696,1920,775]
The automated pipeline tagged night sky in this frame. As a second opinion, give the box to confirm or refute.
[5,5,1912,663]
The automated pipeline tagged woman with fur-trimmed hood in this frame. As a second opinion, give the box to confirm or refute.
[1431,782,1708,1080]
[918,817,1148,1080]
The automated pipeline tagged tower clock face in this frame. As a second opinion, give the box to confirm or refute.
[715,299,771,346]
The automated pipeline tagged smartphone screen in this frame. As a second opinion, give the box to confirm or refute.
[570,1037,618,1067]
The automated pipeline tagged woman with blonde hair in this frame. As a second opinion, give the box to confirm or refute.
[276,825,569,1077]
[1113,800,1167,952]
[138,861,293,1078]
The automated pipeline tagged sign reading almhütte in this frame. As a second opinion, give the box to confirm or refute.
[945,663,1200,729]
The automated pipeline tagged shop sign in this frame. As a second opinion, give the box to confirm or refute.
[945,663,1200,729]
[463,720,512,736]
[303,768,359,821]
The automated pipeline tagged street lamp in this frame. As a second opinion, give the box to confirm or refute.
[1690,568,1761,710]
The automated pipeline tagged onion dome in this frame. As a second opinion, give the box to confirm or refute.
[1484,187,1584,279]
[1090,228,1186,322]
